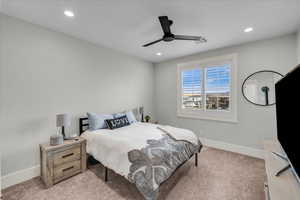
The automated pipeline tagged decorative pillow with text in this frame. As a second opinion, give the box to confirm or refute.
[105,115,130,130]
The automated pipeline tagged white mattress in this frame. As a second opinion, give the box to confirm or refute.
[81,122,199,179]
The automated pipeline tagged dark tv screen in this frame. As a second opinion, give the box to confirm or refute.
[275,65,300,182]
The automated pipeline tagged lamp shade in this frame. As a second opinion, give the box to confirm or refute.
[56,114,71,127]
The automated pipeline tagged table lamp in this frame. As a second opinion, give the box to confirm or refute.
[56,114,71,139]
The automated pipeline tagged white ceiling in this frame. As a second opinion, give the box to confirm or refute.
[1,0,300,63]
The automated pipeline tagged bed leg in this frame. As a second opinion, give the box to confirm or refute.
[105,167,108,182]
[195,153,198,167]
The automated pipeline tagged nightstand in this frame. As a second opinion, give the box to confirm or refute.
[40,137,87,188]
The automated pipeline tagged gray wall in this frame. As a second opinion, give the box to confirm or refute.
[154,34,297,149]
[0,14,155,176]
[298,28,300,63]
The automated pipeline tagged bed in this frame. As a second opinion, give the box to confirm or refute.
[79,117,202,200]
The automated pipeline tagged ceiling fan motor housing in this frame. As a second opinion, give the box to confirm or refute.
[163,34,175,42]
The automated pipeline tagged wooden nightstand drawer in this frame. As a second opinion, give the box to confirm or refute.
[40,137,87,188]
[54,160,81,183]
[53,146,81,167]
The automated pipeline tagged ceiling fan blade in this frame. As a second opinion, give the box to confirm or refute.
[174,35,207,42]
[142,38,163,47]
[158,16,171,34]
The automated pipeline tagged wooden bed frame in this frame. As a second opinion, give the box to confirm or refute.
[79,117,200,183]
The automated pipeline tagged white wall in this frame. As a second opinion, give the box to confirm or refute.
[0,154,1,196]
[154,34,297,149]
[0,14,155,177]
[0,13,2,195]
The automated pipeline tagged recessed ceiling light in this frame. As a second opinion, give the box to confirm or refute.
[156,52,162,56]
[244,27,253,33]
[64,10,75,18]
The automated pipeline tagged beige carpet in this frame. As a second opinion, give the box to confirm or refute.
[3,147,266,200]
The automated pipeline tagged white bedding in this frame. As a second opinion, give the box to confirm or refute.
[81,122,199,178]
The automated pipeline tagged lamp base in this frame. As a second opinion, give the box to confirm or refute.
[61,126,66,140]
[141,113,144,122]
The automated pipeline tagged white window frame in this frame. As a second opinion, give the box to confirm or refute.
[177,54,238,123]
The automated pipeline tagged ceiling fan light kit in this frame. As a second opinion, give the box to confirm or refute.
[143,16,207,47]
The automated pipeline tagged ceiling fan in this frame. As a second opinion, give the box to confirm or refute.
[142,16,207,47]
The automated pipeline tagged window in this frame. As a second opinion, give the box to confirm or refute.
[182,69,203,109]
[205,65,230,111]
[177,54,237,122]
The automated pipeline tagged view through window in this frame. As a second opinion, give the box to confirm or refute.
[182,64,230,111]
[182,69,203,109]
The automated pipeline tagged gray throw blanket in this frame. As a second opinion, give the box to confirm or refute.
[127,133,202,200]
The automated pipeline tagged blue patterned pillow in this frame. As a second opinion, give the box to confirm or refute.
[113,112,126,118]
[87,112,113,130]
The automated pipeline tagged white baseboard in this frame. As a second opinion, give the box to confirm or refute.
[0,138,264,190]
[1,165,40,190]
[199,137,265,159]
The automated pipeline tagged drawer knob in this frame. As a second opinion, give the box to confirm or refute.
[62,166,74,172]
[62,153,74,158]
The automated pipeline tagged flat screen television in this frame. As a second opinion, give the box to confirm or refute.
[275,65,300,182]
